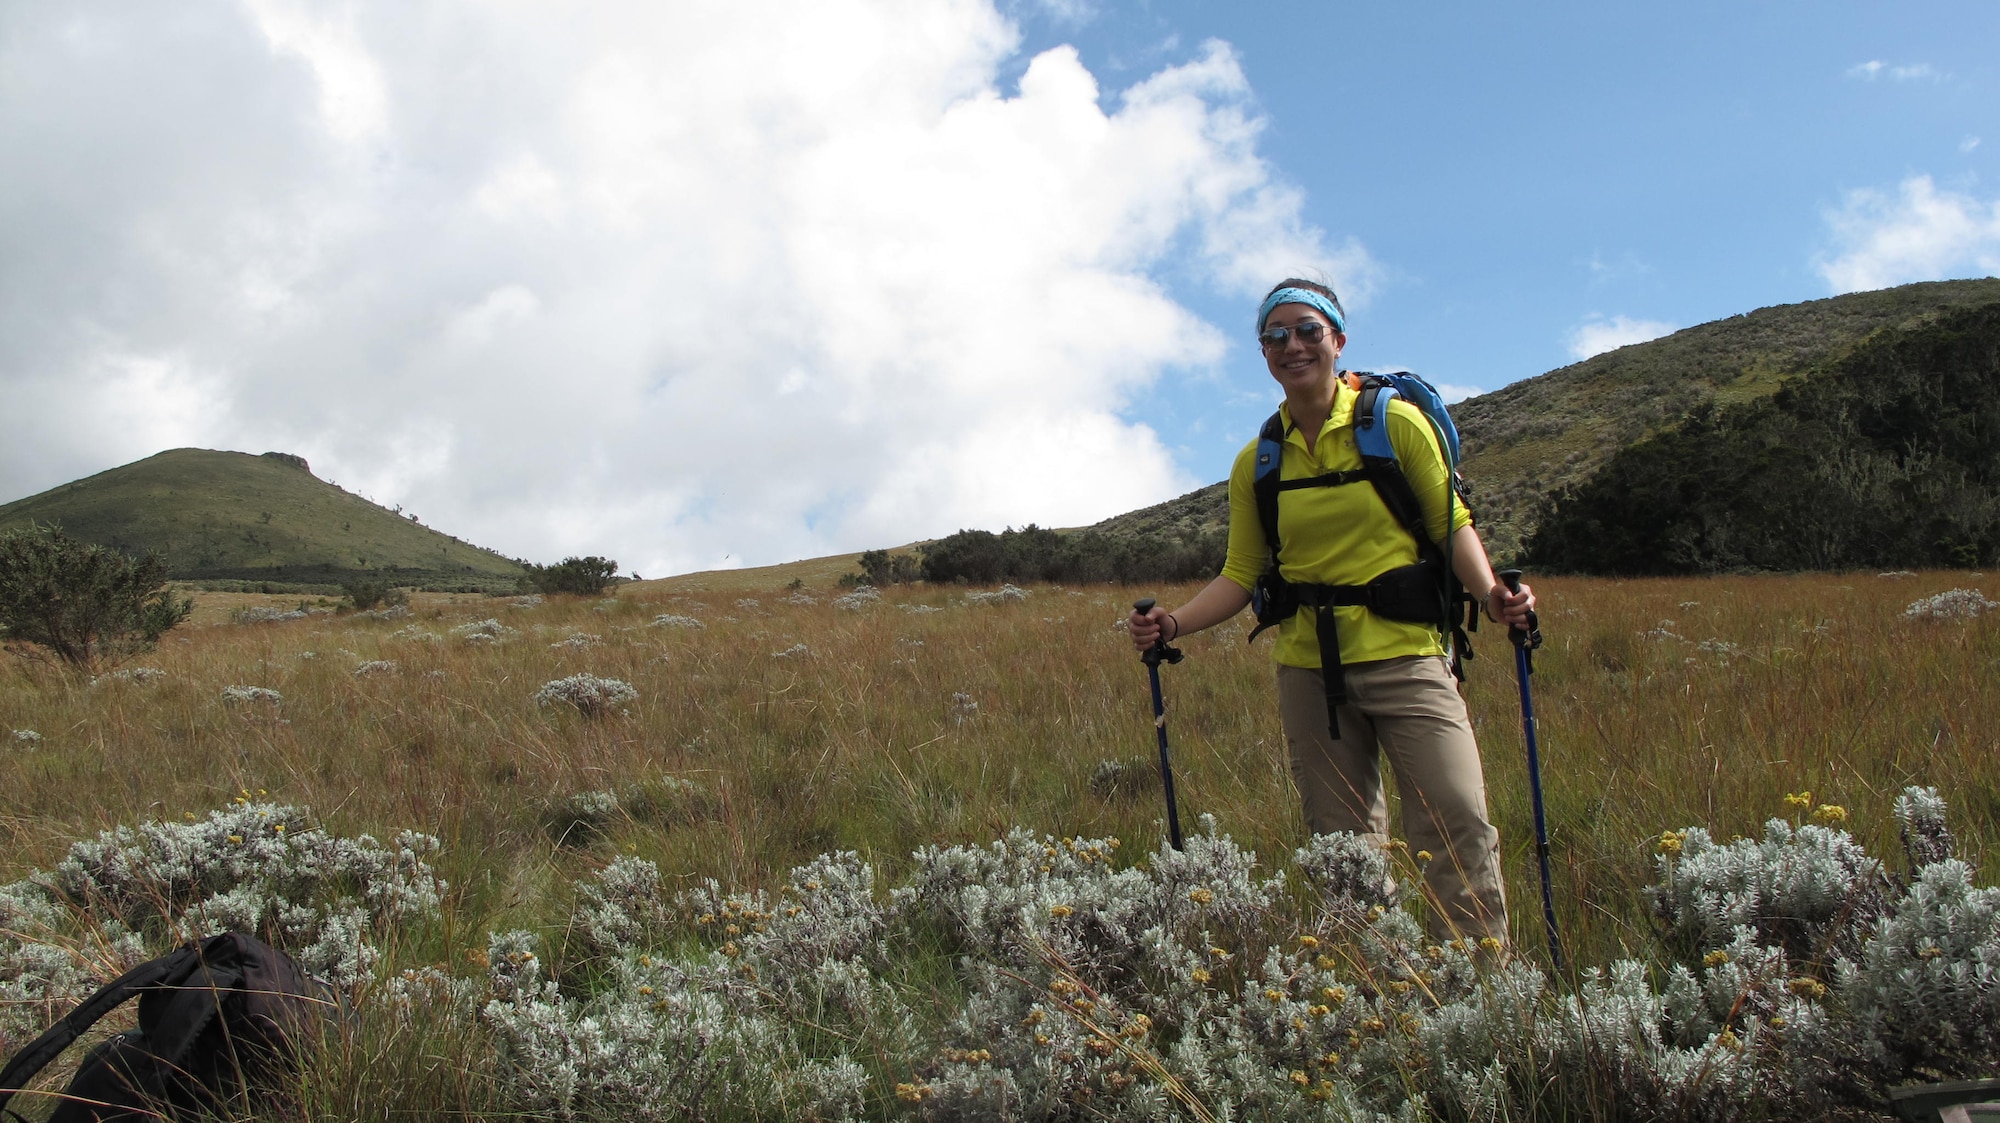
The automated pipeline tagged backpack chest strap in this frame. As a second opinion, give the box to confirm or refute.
[1271,468,1375,492]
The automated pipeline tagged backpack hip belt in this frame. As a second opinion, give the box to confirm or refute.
[1258,557,1454,737]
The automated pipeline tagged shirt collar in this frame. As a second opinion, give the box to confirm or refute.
[1277,380,1358,444]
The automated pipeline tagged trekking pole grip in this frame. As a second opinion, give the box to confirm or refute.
[1496,569,1542,652]
[1132,598,1183,667]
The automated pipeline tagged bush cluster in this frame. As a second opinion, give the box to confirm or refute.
[1,789,1996,1119]
[340,576,410,611]
[522,556,621,597]
[0,524,192,667]
[1529,300,2000,573]
[915,524,1226,586]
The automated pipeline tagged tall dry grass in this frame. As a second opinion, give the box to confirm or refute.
[0,570,1991,974]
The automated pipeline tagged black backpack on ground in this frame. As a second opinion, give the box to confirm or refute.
[0,932,323,1122]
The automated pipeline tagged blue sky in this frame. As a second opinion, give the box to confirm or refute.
[1010,0,1999,485]
[1,1,1995,572]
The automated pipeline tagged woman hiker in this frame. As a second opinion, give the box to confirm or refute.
[1128,277,1535,948]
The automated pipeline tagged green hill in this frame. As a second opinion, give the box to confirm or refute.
[0,449,526,592]
[1089,278,2000,563]
[1526,298,2000,572]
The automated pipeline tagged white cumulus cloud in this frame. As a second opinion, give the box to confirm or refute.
[0,1,1365,575]
[1817,175,2000,293]
[1565,315,1678,361]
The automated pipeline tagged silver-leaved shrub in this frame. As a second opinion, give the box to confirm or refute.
[4,787,1996,1120]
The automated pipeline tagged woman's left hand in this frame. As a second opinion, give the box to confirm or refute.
[1486,581,1535,630]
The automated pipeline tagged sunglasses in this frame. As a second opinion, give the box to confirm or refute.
[1258,321,1334,349]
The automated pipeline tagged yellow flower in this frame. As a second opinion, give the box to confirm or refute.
[1478,936,1503,954]
[1023,1008,1046,1026]
[1120,1015,1151,1038]
[1264,988,1284,1003]
[227,835,243,844]
[1316,955,1338,970]
[1308,1004,1329,1018]
[1783,791,1812,810]
[1658,830,1684,856]
[1812,804,1848,826]
[1703,950,1731,968]
[1049,904,1073,918]
[1290,1070,1310,1087]
[1787,977,1826,998]
[1714,1028,1741,1050]
[638,985,653,996]
[1298,935,1319,948]
[1188,888,1214,906]
[895,1083,931,1103]
[1416,850,1433,863]
[1389,980,1412,994]
[1190,968,1211,984]
[1321,1051,1342,1066]
[721,941,739,958]
[1918,945,1944,960]
[1321,986,1346,1005]
[183,812,196,822]
[273,824,285,834]
[1210,946,1230,959]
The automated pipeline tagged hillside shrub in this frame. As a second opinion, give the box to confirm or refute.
[920,524,1225,585]
[340,576,409,611]
[845,549,922,587]
[0,524,193,668]
[1528,300,2000,573]
[523,556,620,597]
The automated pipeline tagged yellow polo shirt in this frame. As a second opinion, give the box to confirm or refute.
[1219,383,1472,669]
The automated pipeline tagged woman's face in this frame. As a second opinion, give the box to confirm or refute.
[1261,303,1345,396]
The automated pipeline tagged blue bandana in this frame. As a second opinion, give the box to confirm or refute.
[1257,287,1345,335]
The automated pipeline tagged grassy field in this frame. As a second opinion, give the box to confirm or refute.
[0,569,1993,1117]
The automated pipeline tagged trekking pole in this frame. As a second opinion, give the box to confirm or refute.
[1498,569,1561,969]
[1132,598,1186,850]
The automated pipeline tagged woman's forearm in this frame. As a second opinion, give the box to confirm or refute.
[1450,524,1499,601]
[1166,575,1253,637]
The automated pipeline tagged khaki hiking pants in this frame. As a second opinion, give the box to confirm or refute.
[1277,656,1509,944]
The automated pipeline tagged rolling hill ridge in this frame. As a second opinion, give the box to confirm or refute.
[0,449,526,592]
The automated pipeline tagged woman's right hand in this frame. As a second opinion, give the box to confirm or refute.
[1129,605,1170,652]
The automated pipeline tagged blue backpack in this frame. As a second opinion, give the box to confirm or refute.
[1247,371,1476,736]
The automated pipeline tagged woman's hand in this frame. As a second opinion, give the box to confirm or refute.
[1128,604,1174,652]
[1485,581,1535,630]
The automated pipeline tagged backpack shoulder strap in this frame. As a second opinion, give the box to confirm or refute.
[1350,382,1437,554]
[1252,410,1286,558]
[0,944,197,1114]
